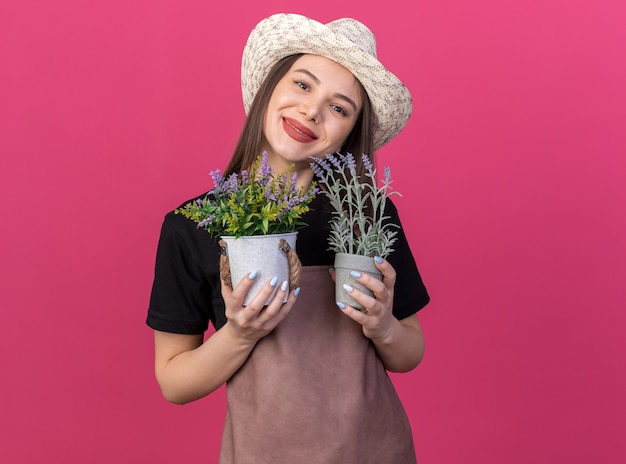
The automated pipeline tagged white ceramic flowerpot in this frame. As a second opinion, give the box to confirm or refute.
[334,253,382,311]
[221,232,297,306]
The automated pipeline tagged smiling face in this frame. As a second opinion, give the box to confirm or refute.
[261,54,363,175]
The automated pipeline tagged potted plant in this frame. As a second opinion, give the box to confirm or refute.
[176,152,318,304]
[310,153,399,310]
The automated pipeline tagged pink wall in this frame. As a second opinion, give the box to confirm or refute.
[1,0,624,462]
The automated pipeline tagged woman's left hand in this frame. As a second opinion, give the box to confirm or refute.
[333,256,425,372]
[334,256,396,342]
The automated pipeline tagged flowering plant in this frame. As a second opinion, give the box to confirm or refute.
[176,152,318,238]
[310,153,399,258]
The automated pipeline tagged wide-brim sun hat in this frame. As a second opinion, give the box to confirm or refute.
[241,13,412,150]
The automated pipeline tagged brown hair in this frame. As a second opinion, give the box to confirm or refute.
[225,54,375,179]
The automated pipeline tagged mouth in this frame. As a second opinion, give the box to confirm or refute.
[282,117,318,143]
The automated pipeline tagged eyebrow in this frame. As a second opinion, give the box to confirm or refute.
[293,68,359,113]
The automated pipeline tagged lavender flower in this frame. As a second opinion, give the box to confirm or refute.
[210,169,224,191]
[260,151,272,184]
[265,185,278,201]
[198,215,215,228]
[240,170,249,184]
[223,173,239,193]
[326,153,343,170]
[343,153,356,172]
[175,152,318,237]
[311,152,400,257]
[310,160,327,181]
[384,166,392,184]
[362,153,374,175]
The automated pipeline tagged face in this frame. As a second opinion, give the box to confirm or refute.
[262,54,363,173]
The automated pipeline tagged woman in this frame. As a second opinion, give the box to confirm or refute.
[147,13,430,463]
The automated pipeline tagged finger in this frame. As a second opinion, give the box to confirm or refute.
[258,282,300,328]
[350,262,394,304]
[339,282,379,315]
[349,270,385,295]
[227,271,260,306]
[373,256,396,288]
[259,279,290,317]
[220,278,234,299]
[336,301,369,324]
[246,275,282,310]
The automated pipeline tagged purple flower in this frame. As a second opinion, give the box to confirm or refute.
[265,184,278,201]
[260,151,272,183]
[175,151,318,237]
[362,154,374,175]
[286,197,303,208]
[198,215,215,228]
[223,173,239,193]
[240,170,249,184]
[326,153,343,170]
[310,164,322,177]
[210,169,224,189]
[384,166,392,184]
[344,153,356,171]
[310,161,326,181]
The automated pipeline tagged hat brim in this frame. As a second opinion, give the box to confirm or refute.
[241,14,412,150]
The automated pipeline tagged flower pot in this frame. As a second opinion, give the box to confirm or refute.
[334,253,382,311]
[221,232,297,306]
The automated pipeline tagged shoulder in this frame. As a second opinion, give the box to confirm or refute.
[158,192,221,261]
[162,192,210,234]
[382,196,403,228]
[384,196,400,214]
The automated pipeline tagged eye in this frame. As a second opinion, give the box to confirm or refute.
[295,80,309,91]
[330,104,348,116]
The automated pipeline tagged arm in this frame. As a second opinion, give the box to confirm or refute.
[367,314,424,372]
[154,274,299,404]
[335,257,425,372]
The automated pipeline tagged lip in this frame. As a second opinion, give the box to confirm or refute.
[282,117,318,143]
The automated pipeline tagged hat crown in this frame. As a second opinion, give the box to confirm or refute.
[326,18,377,59]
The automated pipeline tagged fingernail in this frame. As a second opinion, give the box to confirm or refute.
[350,270,362,278]
[328,267,335,275]
[294,287,301,297]
[343,283,353,293]
[270,276,279,287]
[249,271,258,280]
[336,302,346,309]
[280,280,288,291]
[374,256,383,264]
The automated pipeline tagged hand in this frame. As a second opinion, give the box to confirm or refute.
[221,271,299,344]
[334,256,397,343]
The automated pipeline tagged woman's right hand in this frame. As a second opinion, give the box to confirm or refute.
[154,272,299,404]
[221,271,299,344]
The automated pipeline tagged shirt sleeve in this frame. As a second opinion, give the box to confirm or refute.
[384,200,430,320]
[146,210,226,334]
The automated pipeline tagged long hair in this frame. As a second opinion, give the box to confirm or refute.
[225,54,375,178]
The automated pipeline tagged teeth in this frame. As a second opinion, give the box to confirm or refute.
[287,119,310,137]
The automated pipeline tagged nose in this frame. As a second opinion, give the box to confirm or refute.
[298,97,321,123]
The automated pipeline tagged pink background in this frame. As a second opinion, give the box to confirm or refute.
[1,0,625,462]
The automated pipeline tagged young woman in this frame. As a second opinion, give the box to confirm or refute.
[147,13,430,463]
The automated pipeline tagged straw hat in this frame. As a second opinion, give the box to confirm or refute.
[241,13,412,150]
